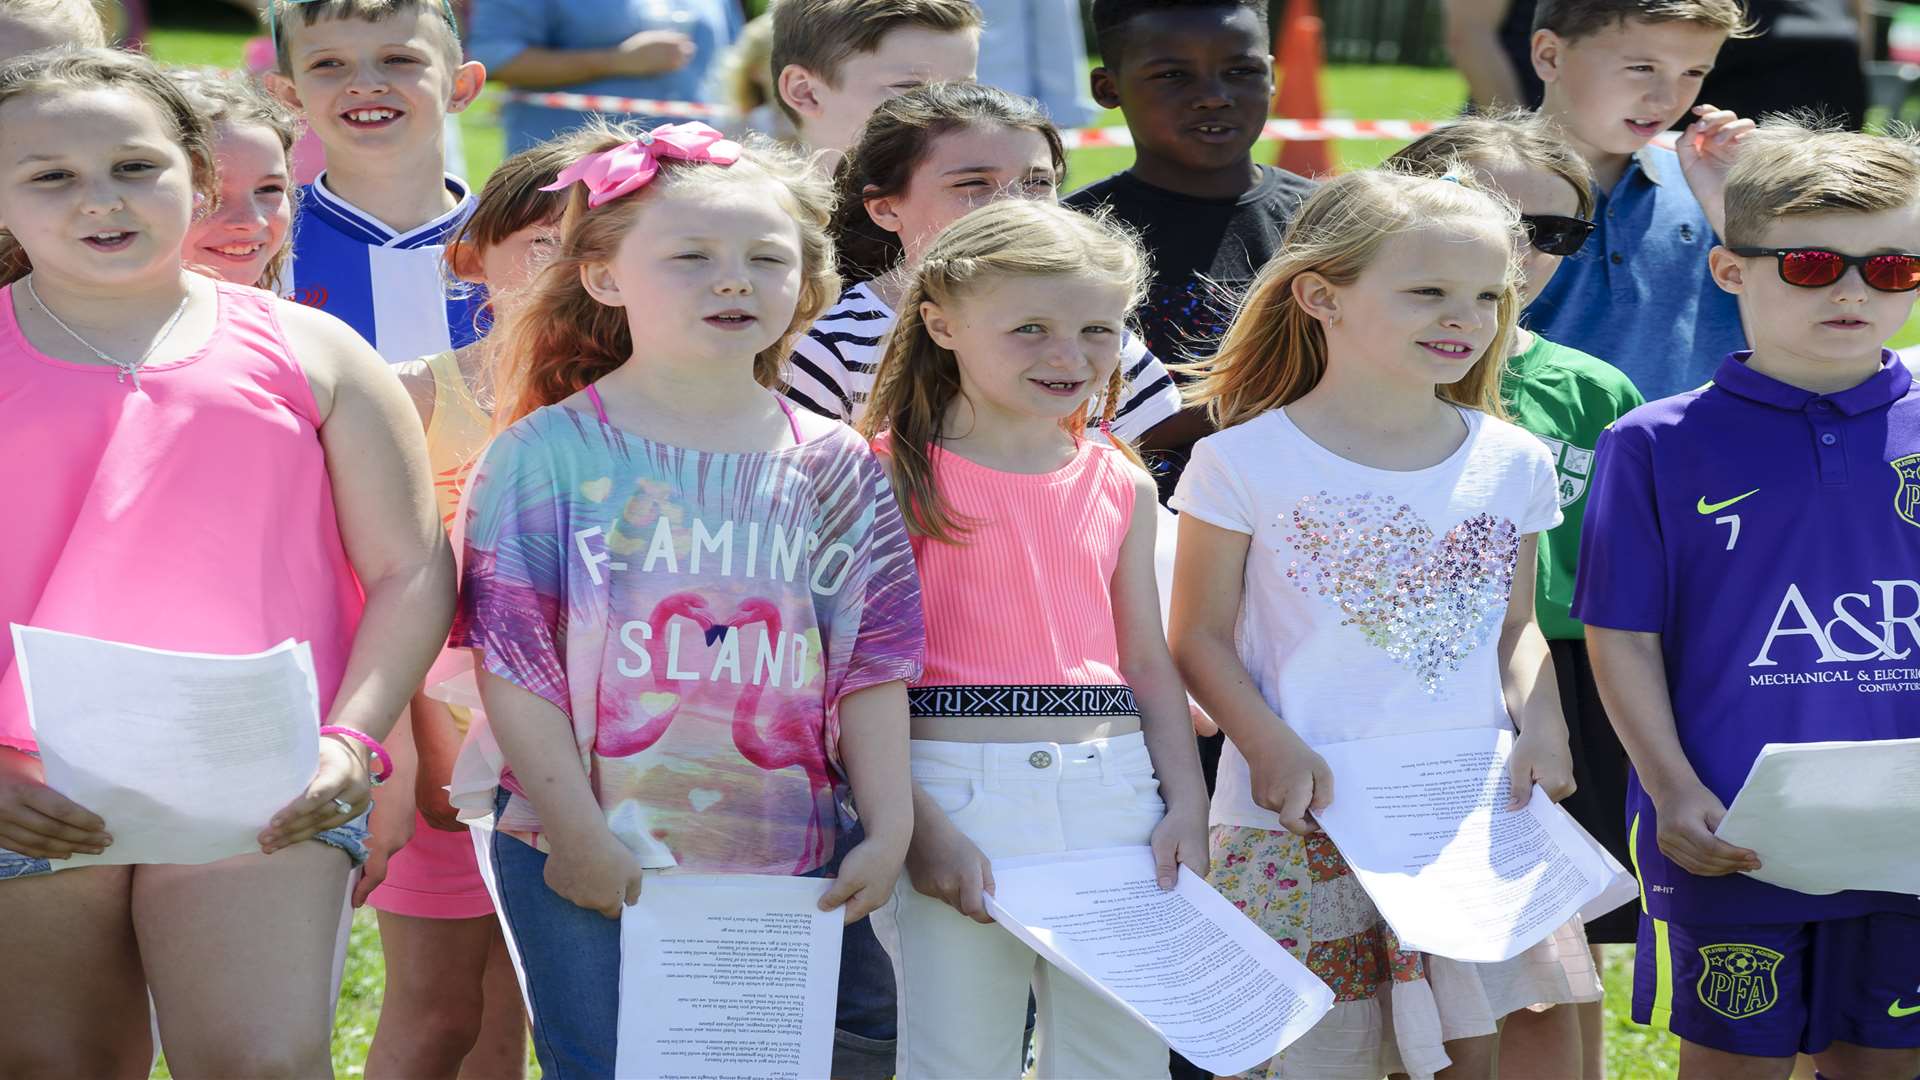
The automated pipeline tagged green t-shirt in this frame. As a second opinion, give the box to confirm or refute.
[1501,333,1645,640]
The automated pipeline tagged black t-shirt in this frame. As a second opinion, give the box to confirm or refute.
[1065,165,1317,365]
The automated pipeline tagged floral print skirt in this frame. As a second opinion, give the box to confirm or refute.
[1210,824,1601,1080]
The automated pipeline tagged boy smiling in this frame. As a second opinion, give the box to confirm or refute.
[1065,0,1316,499]
[1523,0,1754,401]
[268,0,487,362]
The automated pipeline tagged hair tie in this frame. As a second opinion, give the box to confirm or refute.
[1439,172,1463,184]
[543,122,743,209]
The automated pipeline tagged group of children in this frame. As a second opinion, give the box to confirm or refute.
[0,0,1914,1079]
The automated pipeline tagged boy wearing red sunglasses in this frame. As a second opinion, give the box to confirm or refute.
[1577,123,1920,1080]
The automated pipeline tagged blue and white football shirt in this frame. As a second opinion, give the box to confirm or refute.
[286,172,485,363]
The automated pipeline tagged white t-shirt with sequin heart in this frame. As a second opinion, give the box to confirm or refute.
[1171,404,1561,832]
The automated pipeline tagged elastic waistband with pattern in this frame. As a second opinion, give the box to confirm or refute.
[906,685,1140,718]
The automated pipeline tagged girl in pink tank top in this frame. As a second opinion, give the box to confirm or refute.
[0,50,454,1075]
[857,200,1208,1079]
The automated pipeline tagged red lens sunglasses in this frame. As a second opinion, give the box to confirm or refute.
[1728,247,1920,293]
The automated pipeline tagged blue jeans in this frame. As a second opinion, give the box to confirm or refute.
[489,790,899,1079]
[832,823,900,1080]
[0,816,368,879]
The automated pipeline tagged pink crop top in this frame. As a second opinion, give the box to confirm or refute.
[887,436,1138,718]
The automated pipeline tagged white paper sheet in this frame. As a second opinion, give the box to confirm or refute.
[11,625,320,869]
[616,874,843,1080]
[984,846,1334,1076]
[1715,736,1920,896]
[1314,727,1633,962]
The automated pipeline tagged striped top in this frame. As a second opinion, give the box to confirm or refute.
[891,434,1136,689]
[785,281,1183,444]
[284,172,486,364]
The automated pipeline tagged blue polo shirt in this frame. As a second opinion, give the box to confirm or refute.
[1524,146,1747,403]
[285,172,485,364]
[468,0,742,154]
[1573,350,1920,924]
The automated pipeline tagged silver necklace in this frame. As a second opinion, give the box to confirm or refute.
[23,274,193,391]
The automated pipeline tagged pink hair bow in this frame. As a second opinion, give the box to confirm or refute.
[542,122,743,209]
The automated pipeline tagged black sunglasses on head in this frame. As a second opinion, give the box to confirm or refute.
[1519,213,1596,258]
[1727,247,1920,293]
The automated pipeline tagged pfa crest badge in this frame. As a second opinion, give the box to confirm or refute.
[1697,944,1782,1020]
[1895,454,1920,529]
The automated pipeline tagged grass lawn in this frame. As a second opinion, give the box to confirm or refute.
[154,912,1681,1079]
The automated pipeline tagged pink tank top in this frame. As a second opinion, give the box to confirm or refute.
[895,437,1137,717]
[0,281,364,751]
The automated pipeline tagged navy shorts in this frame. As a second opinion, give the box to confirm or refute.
[0,815,370,880]
[1634,911,1920,1057]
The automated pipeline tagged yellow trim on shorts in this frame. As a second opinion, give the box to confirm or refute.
[1628,812,1675,1029]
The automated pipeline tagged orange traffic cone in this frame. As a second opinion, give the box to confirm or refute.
[1272,0,1334,176]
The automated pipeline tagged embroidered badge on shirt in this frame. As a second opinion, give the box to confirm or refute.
[1892,453,1920,529]
[1534,435,1594,508]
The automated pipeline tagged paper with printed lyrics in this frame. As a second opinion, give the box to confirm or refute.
[1313,727,1635,963]
[983,846,1335,1076]
[616,874,843,1080]
[10,625,319,869]
[1715,736,1920,896]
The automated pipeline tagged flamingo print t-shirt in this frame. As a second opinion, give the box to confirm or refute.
[1169,406,1561,833]
[453,397,925,875]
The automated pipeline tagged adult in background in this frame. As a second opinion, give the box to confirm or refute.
[468,0,743,153]
[975,0,1099,127]
[1445,0,1868,128]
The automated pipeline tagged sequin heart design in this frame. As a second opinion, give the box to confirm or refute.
[1282,492,1518,693]
[580,477,613,502]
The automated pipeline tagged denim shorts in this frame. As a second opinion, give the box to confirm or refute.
[0,814,370,880]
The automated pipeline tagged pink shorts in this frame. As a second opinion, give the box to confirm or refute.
[367,811,496,920]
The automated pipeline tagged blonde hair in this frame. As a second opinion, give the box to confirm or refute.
[721,13,776,120]
[492,121,839,428]
[0,0,107,49]
[167,66,301,292]
[1723,117,1920,248]
[1181,167,1523,431]
[859,199,1149,542]
[1388,109,1596,219]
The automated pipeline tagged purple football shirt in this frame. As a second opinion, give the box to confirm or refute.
[1574,351,1920,924]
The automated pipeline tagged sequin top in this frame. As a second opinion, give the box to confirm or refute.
[1170,406,1560,833]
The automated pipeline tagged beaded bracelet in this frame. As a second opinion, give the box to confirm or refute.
[319,726,394,784]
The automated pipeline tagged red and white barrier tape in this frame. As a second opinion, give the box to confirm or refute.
[1062,118,1441,147]
[501,89,735,120]
[499,89,1442,143]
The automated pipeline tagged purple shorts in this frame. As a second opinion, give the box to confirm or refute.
[1634,911,1920,1057]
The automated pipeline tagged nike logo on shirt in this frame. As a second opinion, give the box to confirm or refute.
[1697,489,1760,515]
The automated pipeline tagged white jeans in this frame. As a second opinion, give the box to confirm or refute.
[870,733,1171,1079]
